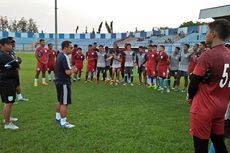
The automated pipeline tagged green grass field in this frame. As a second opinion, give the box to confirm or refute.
[0,53,229,153]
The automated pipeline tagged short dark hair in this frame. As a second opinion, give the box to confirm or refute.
[153,45,157,48]
[99,45,104,48]
[48,43,52,46]
[88,44,92,47]
[126,43,131,47]
[194,43,199,47]
[77,47,82,51]
[200,41,206,47]
[0,38,11,46]
[160,45,165,49]
[208,19,230,41]
[7,37,15,43]
[175,47,180,50]
[61,41,72,50]
[184,44,190,48]
[40,39,45,43]
[93,42,97,45]
[148,45,153,48]
[74,44,78,48]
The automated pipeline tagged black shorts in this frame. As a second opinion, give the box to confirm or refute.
[178,70,188,77]
[225,119,230,138]
[0,83,16,104]
[169,70,178,77]
[124,67,133,74]
[14,76,20,87]
[138,66,146,74]
[56,84,71,105]
[97,67,105,73]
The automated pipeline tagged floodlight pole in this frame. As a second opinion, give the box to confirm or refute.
[55,0,58,51]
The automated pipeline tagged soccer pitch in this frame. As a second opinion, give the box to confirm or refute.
[0,53,229,153]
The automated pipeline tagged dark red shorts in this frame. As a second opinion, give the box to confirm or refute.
[190,113,225,139]
[37,62,47,72]
[86,64,95,73]
[47,63,55,71]
[146,67,156,77]
[158,66,167,78]
[75,64,83,72]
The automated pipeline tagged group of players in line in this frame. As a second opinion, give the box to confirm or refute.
[34,39,228,94]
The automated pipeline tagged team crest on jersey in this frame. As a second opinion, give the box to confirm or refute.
[38,51,43,57]
[8,96,13,102]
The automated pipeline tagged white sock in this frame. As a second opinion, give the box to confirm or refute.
[48,74,51,80]
[147,76,151,85]
[60,117,67,125]
[34,78,38,84]
[17,94,23,99]
[153,78,156,85]
[42,78,46,83]
[56,112,60,120]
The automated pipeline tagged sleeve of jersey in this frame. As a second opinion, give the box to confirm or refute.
[192,53,208,76]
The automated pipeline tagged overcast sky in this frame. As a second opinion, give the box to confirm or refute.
[0,0,229,33]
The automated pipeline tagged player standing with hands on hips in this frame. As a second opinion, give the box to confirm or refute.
[187,19,230,153]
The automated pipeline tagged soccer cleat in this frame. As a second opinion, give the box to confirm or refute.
[3,117,18,123]
[147,85,152,89]
[42,82,49,86]
[110,81,114,85]
[34,82,38,87]
[130,83,134,86]
[18,97,29,102]
[4,122,19,130]
[73,78,77,82]
[181,89,186,93]
[115,82,119,86]
[103,80,107,85]
[77,78,80,81]
[167,88,170,93]
[60,122,75,129]
[153,85,158,90]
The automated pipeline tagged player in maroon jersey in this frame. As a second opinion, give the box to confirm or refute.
[47,43,56,81]
[157,45,169,93]
[72,48,85,81]
[34,39,48,86]
[85,44,97,82]
[187,19,230,153]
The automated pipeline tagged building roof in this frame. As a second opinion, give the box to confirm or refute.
[199,4,230,20]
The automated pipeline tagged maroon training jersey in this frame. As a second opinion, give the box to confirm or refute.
[191,44,230,117]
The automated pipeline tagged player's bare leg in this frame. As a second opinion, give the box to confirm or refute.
[16,86,29,102]
[34,70,41,87]
[55,102,61,123]
[3,103,18,130]
[116,69,120,85]
[182,76,188,93]
[42,70,48,85]
[175,75,181,92]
